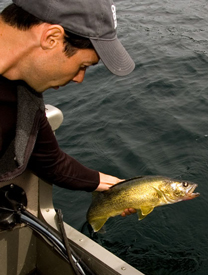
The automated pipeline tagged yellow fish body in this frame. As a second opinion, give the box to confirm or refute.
[87,176,199,232]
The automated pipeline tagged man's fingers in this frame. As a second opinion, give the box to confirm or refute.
[121,208,137,217]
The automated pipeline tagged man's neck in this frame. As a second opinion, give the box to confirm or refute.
[0,17,39,81]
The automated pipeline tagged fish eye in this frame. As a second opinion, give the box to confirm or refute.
[182,182,189,187]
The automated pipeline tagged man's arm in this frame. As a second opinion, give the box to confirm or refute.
[28,112,119,192]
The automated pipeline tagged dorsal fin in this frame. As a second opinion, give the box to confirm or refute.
[109,175,144,189]
[110,175,153,189]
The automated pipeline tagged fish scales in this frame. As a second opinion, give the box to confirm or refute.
[87,175,199,232]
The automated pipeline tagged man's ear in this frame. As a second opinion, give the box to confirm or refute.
[40,25,65,50]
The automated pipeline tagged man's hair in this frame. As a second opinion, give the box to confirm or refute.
[1,3,94,57]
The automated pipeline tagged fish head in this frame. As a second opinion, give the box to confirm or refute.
[159,179,200,203]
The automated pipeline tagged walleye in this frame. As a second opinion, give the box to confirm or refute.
[87,175,199,232]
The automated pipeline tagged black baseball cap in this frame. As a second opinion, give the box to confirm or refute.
[13,0,135,76]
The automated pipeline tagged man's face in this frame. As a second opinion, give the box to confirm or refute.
[28,48,100,92]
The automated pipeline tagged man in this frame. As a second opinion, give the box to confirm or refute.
[0,0,135,216]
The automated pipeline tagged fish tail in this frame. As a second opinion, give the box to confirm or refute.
[90,217,108,232]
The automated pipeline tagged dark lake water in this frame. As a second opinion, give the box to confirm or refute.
[2,0,208,274]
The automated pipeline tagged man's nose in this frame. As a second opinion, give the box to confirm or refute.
[72,69,86,83]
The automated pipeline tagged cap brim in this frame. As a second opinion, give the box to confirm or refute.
[90,38,135,76]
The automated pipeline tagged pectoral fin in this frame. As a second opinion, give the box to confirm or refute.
[90,218,108,232]
[137,206,154,220]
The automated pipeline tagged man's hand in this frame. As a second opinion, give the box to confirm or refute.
[96,172,136,217]
[96,172,123,191]
[121,208,137,217]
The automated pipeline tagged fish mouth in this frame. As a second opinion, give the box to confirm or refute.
[186,184,200,200]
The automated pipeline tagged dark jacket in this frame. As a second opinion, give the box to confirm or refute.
[0,76,99,191]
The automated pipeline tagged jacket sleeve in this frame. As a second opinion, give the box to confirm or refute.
[28,111,100,191]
